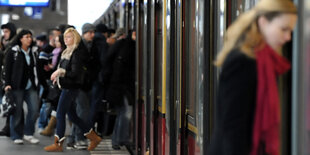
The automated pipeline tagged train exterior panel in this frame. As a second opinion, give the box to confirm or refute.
[97,0,309,154]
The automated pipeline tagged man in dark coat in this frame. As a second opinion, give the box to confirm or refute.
[104,30,135,150]
[0,22,17,137]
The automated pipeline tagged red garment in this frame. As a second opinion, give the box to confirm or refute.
[251,44,291,155]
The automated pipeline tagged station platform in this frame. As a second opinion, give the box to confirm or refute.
[0,116,130,155]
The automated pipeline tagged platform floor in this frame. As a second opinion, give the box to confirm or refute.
[0,114,130,155]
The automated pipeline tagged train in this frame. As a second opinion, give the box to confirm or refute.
[94,0,309,155]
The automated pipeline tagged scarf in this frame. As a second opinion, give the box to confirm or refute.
[61,46,74,60]
[251,44,291,155]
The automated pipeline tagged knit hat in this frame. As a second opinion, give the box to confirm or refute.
[36,34,47,41]
[96,23,108,33]
[82,23,95,34]
[112,28,125,39]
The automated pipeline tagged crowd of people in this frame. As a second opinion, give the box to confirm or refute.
[0,21,136,152]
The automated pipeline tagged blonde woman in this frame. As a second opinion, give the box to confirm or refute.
[44,28,101,152]
[207,0,297,155]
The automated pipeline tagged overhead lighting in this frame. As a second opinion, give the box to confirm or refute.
[12,14,20,20]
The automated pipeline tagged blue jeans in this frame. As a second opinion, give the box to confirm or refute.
[55,89,90,139]
[38,101,52,129]
[112,95,133,146]
[67,90,90,143]
[10,88,39,140]
[88,81,104,126]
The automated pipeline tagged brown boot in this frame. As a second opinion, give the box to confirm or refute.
[40,116,56,136]
[44,136,65,152]
[84,129,102,151]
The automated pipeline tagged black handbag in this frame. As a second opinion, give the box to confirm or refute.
[46,80,61,104]
[0,90,16,117]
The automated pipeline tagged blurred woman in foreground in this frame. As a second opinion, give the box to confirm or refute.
[207,0,297,155]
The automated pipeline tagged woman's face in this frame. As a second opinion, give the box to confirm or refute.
[259,13,297,51]
[64,32,74,47]
[20,33,32,47]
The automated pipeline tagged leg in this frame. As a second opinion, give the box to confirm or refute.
[55,89,78,139]
[44,89,79,152]
[38,101,52,130]
[10,90,24,141]
[23,88,39,136]
[88,81,103,127]
[112,95,133,147]
[66,95,101,151]
[74,90,90,141]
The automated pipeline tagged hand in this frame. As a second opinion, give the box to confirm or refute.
[4,85,11,92]
[50,70,59,82]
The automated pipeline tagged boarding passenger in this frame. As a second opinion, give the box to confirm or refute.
[44,28,101,152]
[4,29,41,144]
[207,0,297,155]
[104,29,135,150]
[94,23,115,136]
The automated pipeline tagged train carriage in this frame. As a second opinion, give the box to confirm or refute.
[97,0,310,155]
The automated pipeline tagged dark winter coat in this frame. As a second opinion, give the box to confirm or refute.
[207,49,257,155]
[81,39,100,90]
[4,45,40,90]
[104,37,135,106]
[94,32,109,85]
[58,42,88,89]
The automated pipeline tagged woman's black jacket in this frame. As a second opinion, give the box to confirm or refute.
[58,42,88,89]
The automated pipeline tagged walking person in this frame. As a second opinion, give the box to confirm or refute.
[207,0,297,155]
[44,28,101,152]
[66,23,97,150]
[104,30,135,150]
[0,22,17,137]
[4,29,40,144]
[40,34,66,136]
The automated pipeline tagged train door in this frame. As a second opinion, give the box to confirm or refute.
[136,0,157,154]
[159,0,181,154]
[291,1,310,154]
[153,0,164,154]
[136,0,148,154]
[181,0,207,154]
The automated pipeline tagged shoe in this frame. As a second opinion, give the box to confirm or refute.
[84,129,102,151]
[112,145,121,150]
[13,139,24,145]
[0,125,10,137]
[74,140,88,150]
[40,116,56,136]
[44,136,64,152]
[66,142,75,150]
[0,130,9,137]
[23,135,39,144]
